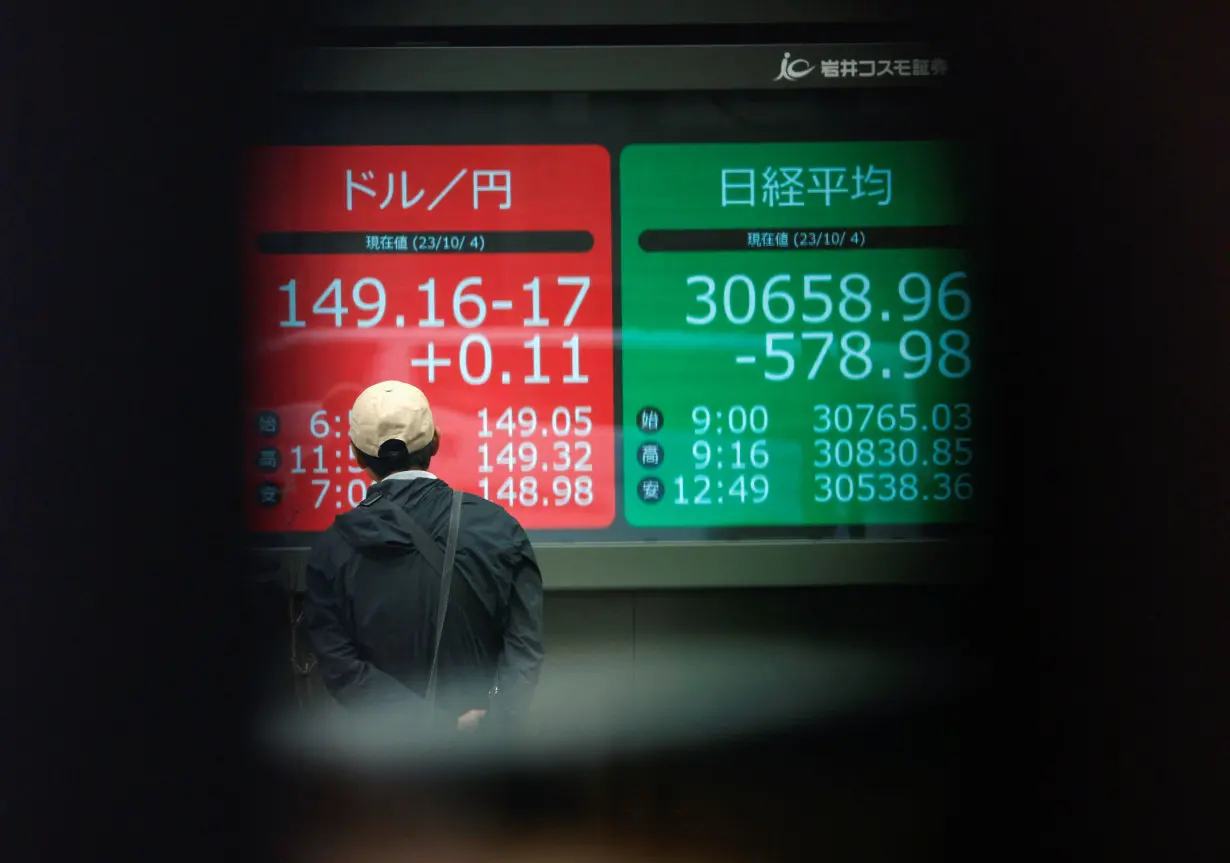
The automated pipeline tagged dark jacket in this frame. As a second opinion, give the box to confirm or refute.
[302,474,544,725]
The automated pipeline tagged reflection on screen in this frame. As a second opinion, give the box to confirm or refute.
[244,94,983,544]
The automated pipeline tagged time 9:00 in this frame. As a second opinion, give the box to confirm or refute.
[692,405,769,435]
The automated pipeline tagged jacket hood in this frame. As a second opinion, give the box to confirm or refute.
[333,477,448,556]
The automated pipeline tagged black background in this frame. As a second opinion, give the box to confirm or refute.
[4,1,1228,861]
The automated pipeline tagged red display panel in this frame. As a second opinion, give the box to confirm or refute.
[243,145,614,533]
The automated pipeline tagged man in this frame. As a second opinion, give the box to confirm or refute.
[302,380,544,732]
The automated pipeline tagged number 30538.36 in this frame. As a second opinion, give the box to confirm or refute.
[813,472,973,503]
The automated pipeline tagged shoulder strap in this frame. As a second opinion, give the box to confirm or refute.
[425,490,464,714]
[375,494,446,577]
[360,488,464,719]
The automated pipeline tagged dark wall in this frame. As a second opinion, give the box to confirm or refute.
[251,576,978,731]
[534,584,974,727]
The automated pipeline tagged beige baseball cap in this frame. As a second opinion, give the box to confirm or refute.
[349,381,435,458]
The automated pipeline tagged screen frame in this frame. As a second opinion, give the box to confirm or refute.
[252,537,985,591]
[296,0,938,29]
[252,41,987,589]
[275,43,950,93]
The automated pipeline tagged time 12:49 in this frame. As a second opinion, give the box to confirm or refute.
[673,474,770,504]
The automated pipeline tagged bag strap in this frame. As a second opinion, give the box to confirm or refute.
[378,496,446,576]
[425,490,464,712]
[361,488,464,719]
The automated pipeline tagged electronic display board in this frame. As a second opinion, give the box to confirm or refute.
[244,146,614,533]
[620,141,976,527]
[243,47,984,564]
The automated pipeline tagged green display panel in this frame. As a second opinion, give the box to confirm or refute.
[619,142,980,527]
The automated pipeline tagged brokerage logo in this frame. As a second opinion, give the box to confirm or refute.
[774,52,815,82]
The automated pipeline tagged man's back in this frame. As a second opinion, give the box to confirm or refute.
[303,474,544,723]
